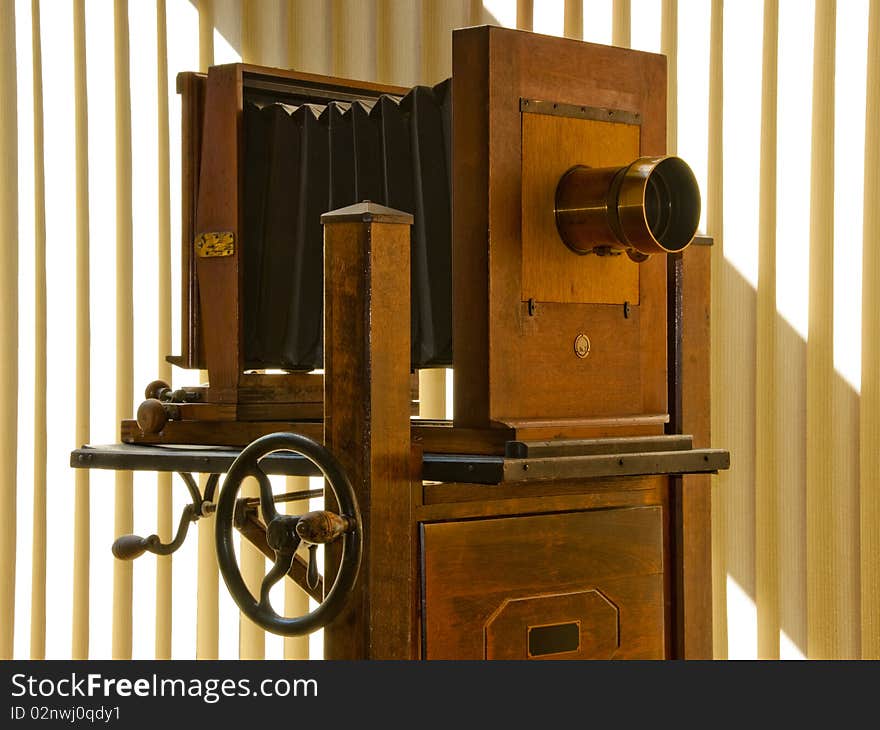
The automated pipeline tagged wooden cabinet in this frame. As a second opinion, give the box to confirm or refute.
[422,505,667,659]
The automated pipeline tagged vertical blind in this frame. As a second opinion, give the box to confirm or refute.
[0,0,876,660]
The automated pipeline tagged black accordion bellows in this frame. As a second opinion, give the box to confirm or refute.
[242,79,452,372]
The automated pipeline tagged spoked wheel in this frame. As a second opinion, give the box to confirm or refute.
[215,432,361,636]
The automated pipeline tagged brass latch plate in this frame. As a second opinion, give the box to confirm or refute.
[195,231,235,258]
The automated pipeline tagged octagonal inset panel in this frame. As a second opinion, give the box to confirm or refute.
[485,589,620,660]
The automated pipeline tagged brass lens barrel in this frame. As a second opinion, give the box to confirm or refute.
[555,155,701,257]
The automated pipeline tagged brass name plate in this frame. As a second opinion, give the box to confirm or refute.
[195,231,234,257]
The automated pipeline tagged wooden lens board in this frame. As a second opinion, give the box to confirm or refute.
[452,26,668,432]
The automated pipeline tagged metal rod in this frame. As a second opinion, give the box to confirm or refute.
[240,487,324,507]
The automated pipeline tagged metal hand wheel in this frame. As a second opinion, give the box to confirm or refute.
[214,432,362,636]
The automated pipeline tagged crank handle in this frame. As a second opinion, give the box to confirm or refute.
[295,510,356,545]
[111,504,197,560]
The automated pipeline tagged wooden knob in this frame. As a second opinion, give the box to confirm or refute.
[295,510,354,544]
[137,398,167,434]
[144,379,171,401]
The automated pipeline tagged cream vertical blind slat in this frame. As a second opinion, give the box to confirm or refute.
[805,0,837,660]
[755,0,779,661]
[517,0,533,30]
[71,0,90,661]
[378,0,420,87]
[829,0,866,661]
[661,0,677,152]
[252,0,286,66]
[564,0,583,39]
[239,0,260,64]
[419,370,446,419]
[112,0,135,661]
[155,0,173,661]
[612,0,631,47]
[421,0,471,86]
[239,0,267,662]
[469,0,492,25]
[29,0,47,661]
[154,491,173,654]
[0,0,18,662]
[287,0,332,75]
[199,0,214,74]
[775,0,811,659]
[195,0,219,662]
[861,0,880,661]
[196,502,219,660]
[333,0,377,81]
[707,0,727,660]
[718,0,760,661]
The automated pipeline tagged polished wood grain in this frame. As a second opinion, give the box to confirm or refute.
[237,372,324,403]
[450,27,491,426]
[165,401,324,422]
[295,511,353,544]
[239,63,407,99]
[168,72,206,371]
[422,506,665,659]
[322,209,415,660]
[135,399,168,434]
[179,65,408,405]
[505,434,693,458]
[194,63,243,403]
[521,113,640,304]
[421,474,663,508]
[120,418,323,445]
[121,416,667,453]
[680,242,713,658]
[494,417,667,442]
[124,34,717,661]
[452,26,669,428]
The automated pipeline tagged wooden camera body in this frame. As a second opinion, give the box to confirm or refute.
[111,27,727,660]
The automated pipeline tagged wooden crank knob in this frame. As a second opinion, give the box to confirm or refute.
[144,379,171,401]
[295,510,355,544]
[137,398,168,434]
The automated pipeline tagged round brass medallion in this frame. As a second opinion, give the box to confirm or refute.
[574,333,591,359]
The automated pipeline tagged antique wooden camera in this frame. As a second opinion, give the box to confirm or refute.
[75,26,727,659]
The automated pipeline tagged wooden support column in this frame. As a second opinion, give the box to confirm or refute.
[681,243,714,658]
[321,202,415,660]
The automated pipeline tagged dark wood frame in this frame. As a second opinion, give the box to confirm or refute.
[175,65,408,409]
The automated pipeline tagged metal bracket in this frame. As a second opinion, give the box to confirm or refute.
[520,98,641,126]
